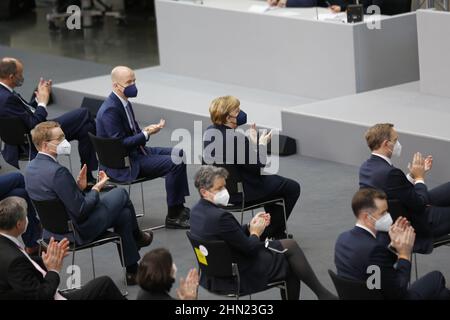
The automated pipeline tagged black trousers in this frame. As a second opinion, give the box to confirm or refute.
[63,276,125,300]
[407,271,450,300]
[244,176,301,239]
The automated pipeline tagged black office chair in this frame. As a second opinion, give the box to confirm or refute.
[328,270,383,300]
[186,231,288,300]
[387,199,450,281]
[80,96,103,119]
[32,198,127,295]
[88,133,164,230]
[0,116,33,165]
[212,163,290,238]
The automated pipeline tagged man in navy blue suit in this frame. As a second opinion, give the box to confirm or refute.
[335,188,450,299]
[359,123,450,254]
[96,66,190,229]
[0,172,41,254]
[25,121,153,285]
[0,57,98,183]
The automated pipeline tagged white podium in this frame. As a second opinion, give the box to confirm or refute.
[156,0,420,99]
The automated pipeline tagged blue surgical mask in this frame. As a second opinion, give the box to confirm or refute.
[122,84,138,98]
[235,110,247,126]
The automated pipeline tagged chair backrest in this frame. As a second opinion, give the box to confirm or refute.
[80,97,103,119]
[213,163,243,195]
[88,133,130,169]
[0,117,29,146]
[328,270,383,300]
[186,231,237,278]
[31,199,72,235]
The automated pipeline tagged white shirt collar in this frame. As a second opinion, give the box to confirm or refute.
[38,151,57,162]
[113,91,128,108]
[372,152,392,166]
[355,223,377,239]
[0,81,13,93]
[0,232,24,249]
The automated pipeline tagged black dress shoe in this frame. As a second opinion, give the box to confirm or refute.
[126,273,137,286]
[165,216,190,229]
[181,207,190,220]
[136,230,153,249]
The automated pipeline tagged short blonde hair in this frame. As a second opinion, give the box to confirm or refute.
[31,121,61,150]
[365,123,394,151]
[209,96,240,125]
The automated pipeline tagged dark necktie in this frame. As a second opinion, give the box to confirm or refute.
[124,102,147,156]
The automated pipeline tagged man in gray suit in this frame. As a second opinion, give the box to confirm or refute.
[24,121,153,285]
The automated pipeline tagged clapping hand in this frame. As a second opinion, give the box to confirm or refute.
[407,152,426,181]
[254,212,271,227]
[92,171,109,192]
[76,164,88,191]
[176,268,199,300]
[42,237,70,273]
[145,119,165,135]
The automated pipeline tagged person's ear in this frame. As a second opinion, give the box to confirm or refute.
[199,188,209,198]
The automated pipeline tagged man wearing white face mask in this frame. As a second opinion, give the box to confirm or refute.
[359,123,450,254]
[335,188,450,300]
[24,121,154,285]
[189,166,337,300]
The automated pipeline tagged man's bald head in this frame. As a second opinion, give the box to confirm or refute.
[111,66,135,83]
[111,66,136,99]
[0,57,24,88]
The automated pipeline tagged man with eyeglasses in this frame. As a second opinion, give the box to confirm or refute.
[359,123,450,254]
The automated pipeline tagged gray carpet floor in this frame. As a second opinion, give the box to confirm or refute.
[0,46,448,300]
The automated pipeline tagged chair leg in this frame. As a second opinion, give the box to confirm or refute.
[414,253,419,281]
[140,182,146,217]
[117,238,128,296]
[281,199,289,237]
[240,210,244,225]
[90,247,96,279]
[70,251,76,290]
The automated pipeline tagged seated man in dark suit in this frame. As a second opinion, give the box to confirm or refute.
[360,123,450,254]
[0,172,41,254]
[96,66,190,229]
[190,165,336,300]
[0,57,99,183]
[0,196,125,300]
[24,121,153,284]
[335,188,450,299]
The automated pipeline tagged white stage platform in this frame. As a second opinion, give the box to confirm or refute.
[282,81,450,183]
[52,67,315,130]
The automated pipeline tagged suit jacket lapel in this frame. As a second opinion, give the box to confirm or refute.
[109,93,134,135]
